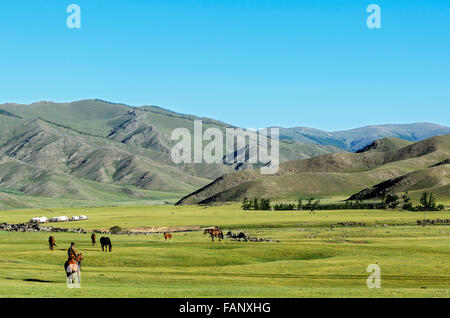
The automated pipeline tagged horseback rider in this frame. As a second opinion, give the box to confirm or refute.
[67,242,82,271]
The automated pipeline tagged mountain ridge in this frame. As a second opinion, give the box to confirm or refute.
[0,99,448,208]
[176,134,450,205]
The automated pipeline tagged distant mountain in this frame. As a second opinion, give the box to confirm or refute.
[277,123,450,151]
[0,100,343,208]
[176,135,450,205]
[0,99,448,209]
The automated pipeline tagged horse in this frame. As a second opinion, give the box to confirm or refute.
[91,233,96,246]
[204,227,224,242]
[100,237,112,252]
[163,232,172,242]
[64,254,83,288]
[48,236,56,250]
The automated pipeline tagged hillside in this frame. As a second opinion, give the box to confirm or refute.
[176,135,450,205]
[0,100,344,208]
[349,162,450,201]
[0,100,448,208]
[355,137,414,153]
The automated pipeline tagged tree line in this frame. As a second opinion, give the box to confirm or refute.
[241,191,446,212]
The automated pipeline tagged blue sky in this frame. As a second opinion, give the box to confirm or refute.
[0,0,449,130]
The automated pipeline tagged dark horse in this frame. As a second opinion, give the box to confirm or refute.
[100,237,112,252]
[48,236,56,250]
[91,233,96,246]
[204,227,224,242]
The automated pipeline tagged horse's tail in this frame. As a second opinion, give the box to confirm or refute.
[64,261,70,276]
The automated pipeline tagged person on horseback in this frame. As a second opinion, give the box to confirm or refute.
[67,242,82,271]
[65,242,83,288]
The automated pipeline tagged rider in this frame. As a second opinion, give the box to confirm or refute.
[67,242,81,271]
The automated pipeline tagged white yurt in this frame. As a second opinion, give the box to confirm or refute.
[30,217,40,223]
[38,217,48,223]
[71,216,80,221]
[50,216,68,222]
[79,215,88,220]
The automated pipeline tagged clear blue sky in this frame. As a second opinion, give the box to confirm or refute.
[0,0,449,130]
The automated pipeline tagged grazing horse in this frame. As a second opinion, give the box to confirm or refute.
[91,233,96,246]
[204,227,224,242]
[64,254,83,288]
[163,232,172,242]
[100,237,112,252]
[48,236,56,250]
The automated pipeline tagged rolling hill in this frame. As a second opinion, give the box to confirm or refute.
[0,99,448,208]
[176,135,450,205]
[0,100,344,208]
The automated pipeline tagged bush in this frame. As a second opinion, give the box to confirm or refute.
[110,226,122,234]
[260,198,271,211]
[241,197,251,210]
[417,192,437,211]
[273,203,295,211]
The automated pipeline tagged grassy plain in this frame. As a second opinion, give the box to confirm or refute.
[0,204,449,298]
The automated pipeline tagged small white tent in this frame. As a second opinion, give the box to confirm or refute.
[50,216,69,222]
[79,215,88,220]
[39,217,48,223]
[71,216,80,221]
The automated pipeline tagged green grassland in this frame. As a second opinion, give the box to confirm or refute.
[0,204,449,298]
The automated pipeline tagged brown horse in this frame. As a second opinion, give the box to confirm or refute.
[91,233,96,246]
[204,227,224,242]
[65,254,83,288]
[163,232,172,242]
[48,236,56,250]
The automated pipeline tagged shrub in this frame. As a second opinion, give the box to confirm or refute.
[273,203,295,211]
[241,197,251,210]
[417,192,437,211]
[252,198,260,210]
[260,198,271,211]
[110,226,122,234]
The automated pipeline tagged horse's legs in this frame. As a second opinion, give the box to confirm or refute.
[75,270,81,288]
[67,275,73,288]
[66,266,74,288]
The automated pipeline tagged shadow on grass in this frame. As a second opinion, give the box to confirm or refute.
[6,277,57,283]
